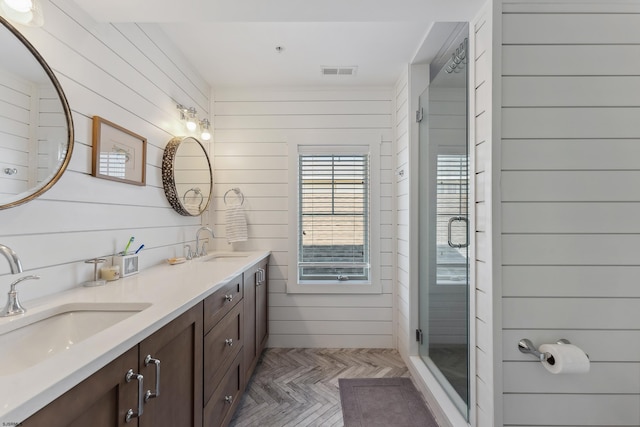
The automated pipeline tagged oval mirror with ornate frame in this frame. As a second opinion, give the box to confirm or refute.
[162,136,212,216]
[0,16,74,210]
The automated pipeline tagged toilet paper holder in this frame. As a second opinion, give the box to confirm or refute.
[518,338,571,363]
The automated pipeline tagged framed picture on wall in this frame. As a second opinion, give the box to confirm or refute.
[91,116,147,186]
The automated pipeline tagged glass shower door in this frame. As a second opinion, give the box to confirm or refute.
[417,32,470,418]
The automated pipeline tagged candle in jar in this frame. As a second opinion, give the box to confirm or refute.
[100,266,120,281]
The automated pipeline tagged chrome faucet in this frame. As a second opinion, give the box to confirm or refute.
[0,244,23,274]
[0,244,40,317]
[2,275,40,316]
[194,227,215,258]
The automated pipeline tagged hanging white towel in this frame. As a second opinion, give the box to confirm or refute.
[225,202,248,243]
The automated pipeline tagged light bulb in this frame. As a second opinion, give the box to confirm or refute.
[200,119,211,141]
[186,107,197,131]
[4,0,32,12]
[1,0,42,26]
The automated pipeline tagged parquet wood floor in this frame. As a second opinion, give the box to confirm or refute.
[229,348,412,427]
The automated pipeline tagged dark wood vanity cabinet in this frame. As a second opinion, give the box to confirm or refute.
[203,273,244,427]
[23,257,268,427]
[24,346,139,427]
[138,303,203,427]
[24,303,203,427]
[204,259,269,427]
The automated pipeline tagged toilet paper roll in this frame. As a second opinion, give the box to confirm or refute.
[539,343,590,374]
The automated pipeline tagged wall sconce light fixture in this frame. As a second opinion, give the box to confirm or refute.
[185,107,197,131]
[177,104,212,141]
[177,104,198,131]
[0,0,44,26]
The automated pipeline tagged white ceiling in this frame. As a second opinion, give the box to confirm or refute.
[71,0,484,88]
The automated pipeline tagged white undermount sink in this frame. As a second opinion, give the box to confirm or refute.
[199,252,250,262]
[0,302,150,376]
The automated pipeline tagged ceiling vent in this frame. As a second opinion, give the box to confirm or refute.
[321,66,358,76]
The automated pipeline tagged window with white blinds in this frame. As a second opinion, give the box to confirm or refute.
[297,152,370,282]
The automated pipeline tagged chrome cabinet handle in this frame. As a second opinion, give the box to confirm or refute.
[447,216,469,249]
[224,294,233,302]
[225,338,233,347]
[125,369,144,422]
[224,395,233,404]
[256,268,265,286]
[144,355,161,401]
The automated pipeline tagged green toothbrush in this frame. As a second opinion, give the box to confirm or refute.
[123,236,134,255]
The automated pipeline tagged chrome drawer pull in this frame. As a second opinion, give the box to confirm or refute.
[256,268,265,286]
[144,355,161,401]
[224,294,233,302]
[225,395,233,404]
[225,338,233,347]
[125,369,144,422]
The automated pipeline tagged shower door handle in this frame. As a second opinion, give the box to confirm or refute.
[447,216,469,248]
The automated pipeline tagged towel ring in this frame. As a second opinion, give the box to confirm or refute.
[224,188,244,206]
[183,187,204,209]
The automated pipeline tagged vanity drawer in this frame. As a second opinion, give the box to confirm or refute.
[204,273,243,333]
[204,302,243,404]
[204,351,244,427]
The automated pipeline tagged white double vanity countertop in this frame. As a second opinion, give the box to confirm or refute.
[0,250,270,424]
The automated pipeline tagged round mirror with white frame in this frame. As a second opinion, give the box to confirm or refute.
[161,136,212,216]
[0,16,74,210]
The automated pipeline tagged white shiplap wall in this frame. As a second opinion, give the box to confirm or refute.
[472,3,498,427]
[0,71,33,196]
[395,66,412,356]
[211,87,395,348]
[37,85,67,184]
[0,0,211,303]
[500,3,640,426]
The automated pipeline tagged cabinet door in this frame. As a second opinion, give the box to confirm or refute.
[255,261,268,357]
[138,303,203,427]
[243,258,269,379]
[242,263,257,379]
[24,346,140,427]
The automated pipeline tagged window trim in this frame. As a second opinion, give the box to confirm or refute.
[287,135,380,294]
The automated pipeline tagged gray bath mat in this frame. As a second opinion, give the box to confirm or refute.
[339,378,439,427]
